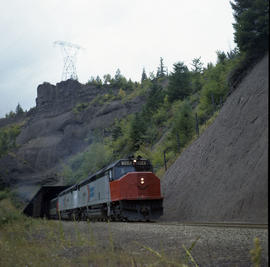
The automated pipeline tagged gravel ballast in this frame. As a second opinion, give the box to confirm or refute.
[61,221,268,266]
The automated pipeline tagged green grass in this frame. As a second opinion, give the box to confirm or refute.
[0,196,191,266]
[0,195,263,267]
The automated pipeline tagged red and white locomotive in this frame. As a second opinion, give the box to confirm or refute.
[49,157,163,221]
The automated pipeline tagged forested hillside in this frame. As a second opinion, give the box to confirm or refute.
[0,0,268,206]
[59,49,244,185]
[162,52,268,223]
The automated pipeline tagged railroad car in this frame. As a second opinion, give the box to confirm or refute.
[49,157,163,221]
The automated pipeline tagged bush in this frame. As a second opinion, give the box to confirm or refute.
[73,102,90,114]
[0,190,9,201]
[0,197,22,226]
[61,142,113,185]
[0,124,22,158]
[170,101,195,152]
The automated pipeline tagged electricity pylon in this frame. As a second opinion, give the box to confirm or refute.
[54,41,83,81]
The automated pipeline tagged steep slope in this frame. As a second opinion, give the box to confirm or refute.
[0,80,144,199]
[161,53,268,223]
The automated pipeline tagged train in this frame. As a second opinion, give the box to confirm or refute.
[49,156,163,221]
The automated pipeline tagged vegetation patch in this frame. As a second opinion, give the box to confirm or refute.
[0,122,23,158]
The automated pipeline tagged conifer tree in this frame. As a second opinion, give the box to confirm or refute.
[191,57,203,73]
[15,103,24,115]
[156,57,166,78]
[141,68,147,82]
[167,62,191,102]
[230,0,269,55]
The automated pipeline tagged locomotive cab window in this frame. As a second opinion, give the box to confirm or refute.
[114,165,135,180]
[112,159,153,180]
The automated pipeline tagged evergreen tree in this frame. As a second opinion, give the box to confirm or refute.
[15,103,24,115]
[129,113,146,151]
[167,62,191,102]
[171,101,195,151]
[95,75,103,88]
[191,57,203,93]
[156,57,166,78]
[191,57,203,73]
[103,74,112,85]
[141,68,147,82]
[112,68,127,88]
[226,47,240,59]
[114,68,122,82]
[230,0,269,55]
[216,50,227,64]
[145,81,164,114]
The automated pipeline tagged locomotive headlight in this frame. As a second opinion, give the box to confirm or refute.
[133,159,137,163]
[140,177,145,184]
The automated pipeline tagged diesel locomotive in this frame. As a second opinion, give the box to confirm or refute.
[49,157,163,221]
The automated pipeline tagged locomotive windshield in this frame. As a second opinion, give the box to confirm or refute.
[113,159,152,180]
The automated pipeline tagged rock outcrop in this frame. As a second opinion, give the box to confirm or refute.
[0,80,144,199]
[161,54,268,223]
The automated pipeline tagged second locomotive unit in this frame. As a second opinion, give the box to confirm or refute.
[49,157,163,221]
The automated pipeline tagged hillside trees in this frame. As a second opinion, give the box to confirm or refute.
[191,57,203,93]
[15,104,24,115]
[230,0,269,55]
[0,124,21,158]
[167,62,191,102]
[129,113,147,151]
[196,51,242,123]
[170,101,195,152]
[141,68,147,82]
[5,103,25,119]
[61,142,113,185]
[59,48,246,183]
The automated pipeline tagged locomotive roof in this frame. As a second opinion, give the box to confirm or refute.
[59,157,151,195]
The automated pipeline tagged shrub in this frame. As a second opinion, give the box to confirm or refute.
[0,124,22,158]
[0,197,22,226]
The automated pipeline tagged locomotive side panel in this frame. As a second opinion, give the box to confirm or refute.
[72,175,111,208]
[59,191,72,212]
[86,175,111,206]
[77,185,88,208]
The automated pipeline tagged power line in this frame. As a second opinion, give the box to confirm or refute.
[54,40,83,81]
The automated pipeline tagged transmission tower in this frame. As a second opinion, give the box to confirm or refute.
[54,41,82,81]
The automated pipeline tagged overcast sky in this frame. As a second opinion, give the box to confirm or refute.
[0,0,236,118]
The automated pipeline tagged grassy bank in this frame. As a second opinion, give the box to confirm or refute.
[0,195,192,267]
[0,194,263,267]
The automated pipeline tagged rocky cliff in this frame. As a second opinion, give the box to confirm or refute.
[161,53,268,223]
[0,80,144,199]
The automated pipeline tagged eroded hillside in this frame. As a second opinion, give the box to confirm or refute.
[161,53,268,223]
[0,80,145,199]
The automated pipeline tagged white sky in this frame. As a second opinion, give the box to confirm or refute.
[0,0,236,117]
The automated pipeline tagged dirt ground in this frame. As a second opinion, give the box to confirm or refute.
[60,221,268,267]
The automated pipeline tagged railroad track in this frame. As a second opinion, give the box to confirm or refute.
[155,221,268,229]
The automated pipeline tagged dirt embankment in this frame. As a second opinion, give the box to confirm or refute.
[161,53,268,223]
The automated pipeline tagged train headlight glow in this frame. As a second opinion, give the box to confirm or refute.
[140,177,145,184]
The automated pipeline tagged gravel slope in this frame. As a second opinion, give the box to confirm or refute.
[161,53,268,223]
